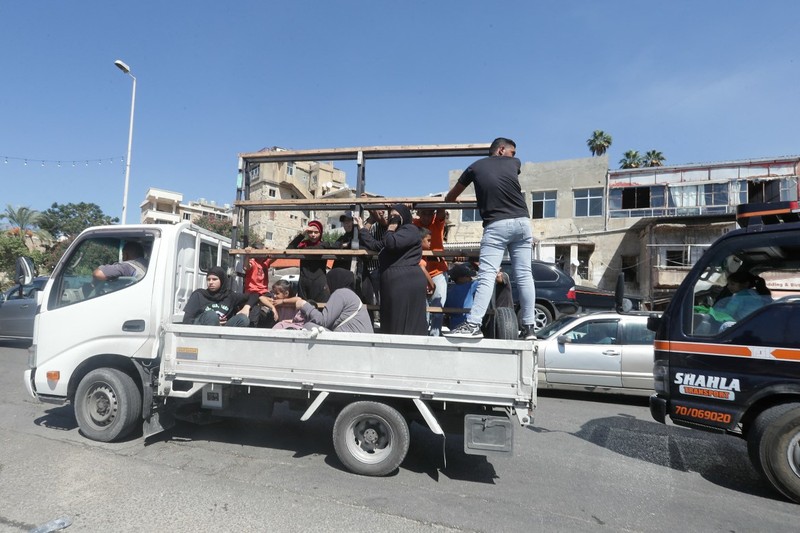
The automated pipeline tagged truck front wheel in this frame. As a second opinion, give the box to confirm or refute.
[747,402,800,503]
[74,368,142,442]
[333,401,410,476]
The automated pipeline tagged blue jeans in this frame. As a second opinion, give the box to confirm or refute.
[466,217,536,326]
[427,272,447,336]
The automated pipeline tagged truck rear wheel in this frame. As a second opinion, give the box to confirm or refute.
[747,402,800,503]
[333,401,410,476]
[74,368,142,442]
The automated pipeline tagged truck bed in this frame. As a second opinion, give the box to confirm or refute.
[159,325,536,409]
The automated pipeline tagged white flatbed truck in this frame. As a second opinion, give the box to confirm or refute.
[22,144,537,475]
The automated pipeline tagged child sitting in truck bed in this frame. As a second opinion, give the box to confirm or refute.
[266,279,307,330]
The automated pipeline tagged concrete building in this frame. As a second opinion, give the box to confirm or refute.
[245,148,350,247]
[446,154,800,307]
[140,188,233,225]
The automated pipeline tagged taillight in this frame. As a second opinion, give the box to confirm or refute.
[566,287,576,300]
[653,360,669,394]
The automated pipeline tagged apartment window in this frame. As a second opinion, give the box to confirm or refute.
[461,209,482,222]
[183,213,192,220]
[574,188,604,217]
[268,188,276,198]
[665,249,689,267]
[621,255,638,283]
[301,219,308,226]
[531,191,557,219]
[781,177,799,201]
[619,186,665,209]
[265,232,273,240]
[286,163,294,176]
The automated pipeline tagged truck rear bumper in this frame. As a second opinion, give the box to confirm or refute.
[649,394,667,424]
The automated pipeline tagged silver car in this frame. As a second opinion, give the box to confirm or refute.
[0,276,48,341]
[534,311,656,395]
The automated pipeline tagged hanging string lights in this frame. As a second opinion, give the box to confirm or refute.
[1,155,124,168]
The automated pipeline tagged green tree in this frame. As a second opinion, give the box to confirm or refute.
[619,150,643,169]
[38,202,118,241]
[586,130,613,156]
[644,150,666,167]
[193,214,233,237]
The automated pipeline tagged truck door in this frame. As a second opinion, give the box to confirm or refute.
[33,232,159,395]
[543,317,622,387]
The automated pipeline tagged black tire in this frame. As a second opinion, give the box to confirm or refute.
[493,307,519,340]
[747,402,800,503]
[74,368,142,442]
[332,401,410,476]
[532,303,553,331]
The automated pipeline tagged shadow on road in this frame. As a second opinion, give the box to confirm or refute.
[33,404,78,432]
[571,412,780,501]
[147,403,499,483]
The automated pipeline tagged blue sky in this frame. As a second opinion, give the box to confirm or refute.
[2,1,799,222]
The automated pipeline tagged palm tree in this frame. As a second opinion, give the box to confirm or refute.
[644,150,666,167]
[1,204,42,247]
[586,130,613,156]
[619,150,643,169]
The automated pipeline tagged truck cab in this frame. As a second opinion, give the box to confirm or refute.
[649,201,800,503]
[24,223,230,404]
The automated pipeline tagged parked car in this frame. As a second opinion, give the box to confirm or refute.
[500,260,579,329]
[533,311,656,395]
[0,276,48,341]
[499,260,641,329]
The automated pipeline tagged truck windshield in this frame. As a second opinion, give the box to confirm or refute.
[49,235,153,309]
[685,230,800,340]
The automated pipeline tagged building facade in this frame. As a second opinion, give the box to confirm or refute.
[446,154,800,307]
[140,188,233,225]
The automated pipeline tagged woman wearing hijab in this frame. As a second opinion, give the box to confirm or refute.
[182,266,256,327]
[355,204,428,335]
[288,220,331,303]
[296,268,373,333]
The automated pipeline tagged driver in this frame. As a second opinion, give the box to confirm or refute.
[93,242,147,282]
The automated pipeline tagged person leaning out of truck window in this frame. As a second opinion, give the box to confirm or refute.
[93,242,147,281]
[295,268,373,333]
[182,266,257,327]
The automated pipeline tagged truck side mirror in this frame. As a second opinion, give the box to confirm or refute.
[15,256,34,286]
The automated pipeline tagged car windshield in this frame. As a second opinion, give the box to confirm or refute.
[536,315,579,339]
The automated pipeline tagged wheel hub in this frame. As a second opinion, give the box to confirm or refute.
[88,385,118,427]
[788,432,800,478]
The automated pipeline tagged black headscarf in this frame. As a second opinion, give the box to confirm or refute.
[390,204,413,226]
[201,266,230,302]
[326,268,355,293]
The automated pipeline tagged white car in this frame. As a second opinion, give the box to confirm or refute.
[534,311,656,395]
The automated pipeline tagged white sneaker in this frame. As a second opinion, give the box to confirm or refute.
[445,322,483,338]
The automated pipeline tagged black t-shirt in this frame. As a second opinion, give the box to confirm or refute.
[457,156,529,226]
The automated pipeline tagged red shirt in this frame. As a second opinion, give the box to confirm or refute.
[413,215,448,277]
[245,257,272,295]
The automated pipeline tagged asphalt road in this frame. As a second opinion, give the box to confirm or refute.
[0,342,797,532]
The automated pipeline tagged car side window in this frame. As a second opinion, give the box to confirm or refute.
[532,264,558,282]
[566,320,619,345]
[624,321,655,345]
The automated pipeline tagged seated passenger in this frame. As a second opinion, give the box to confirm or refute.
[93,242,147,281]
[267,280,307,330]
[712,270,772,322]
[296,268,373,333]
[182,266,255,327]
[446,264,478,330]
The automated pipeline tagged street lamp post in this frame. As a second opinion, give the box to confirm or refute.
[114,59,136,224]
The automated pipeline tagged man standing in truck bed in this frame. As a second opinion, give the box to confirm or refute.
[444,137,536,340]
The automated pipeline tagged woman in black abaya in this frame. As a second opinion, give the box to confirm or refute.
[355,204,428,335]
